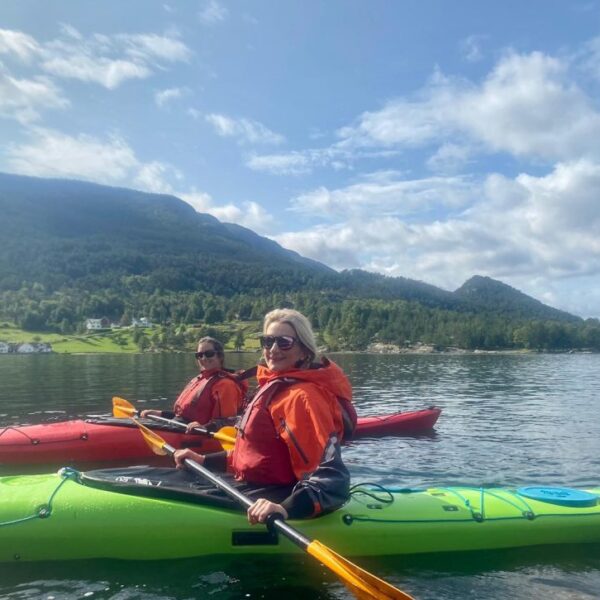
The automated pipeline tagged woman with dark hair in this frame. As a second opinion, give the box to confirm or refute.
[141,336,245,428]
[173,309,355,523]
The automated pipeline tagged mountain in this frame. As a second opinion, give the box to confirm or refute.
[0,172,579,323]
[454,276,580,323]
[0,172,335,296]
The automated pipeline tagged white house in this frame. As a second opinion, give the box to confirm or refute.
[85,317,111,331]
[132,317,153,328]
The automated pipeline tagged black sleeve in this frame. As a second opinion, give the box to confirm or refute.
[280,434,350,519]
[203,450,228,472]
[160,410,176,419]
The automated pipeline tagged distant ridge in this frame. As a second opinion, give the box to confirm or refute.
[0,171,579,322]
[454,275,580,323]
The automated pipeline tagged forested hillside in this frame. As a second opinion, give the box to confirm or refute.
[1,172,598,351]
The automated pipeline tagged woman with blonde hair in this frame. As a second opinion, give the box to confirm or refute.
[174,309,356,523]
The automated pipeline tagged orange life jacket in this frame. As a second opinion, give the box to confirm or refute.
[231,379,298,485]
[173,369,245,424]
[231,359,354,485]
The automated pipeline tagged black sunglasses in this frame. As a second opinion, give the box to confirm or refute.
[195,350,217,359]
[259,335,297,351]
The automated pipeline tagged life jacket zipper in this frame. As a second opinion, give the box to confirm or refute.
[279,418,309,464]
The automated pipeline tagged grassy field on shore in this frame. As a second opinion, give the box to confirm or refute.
[0,322,263,354]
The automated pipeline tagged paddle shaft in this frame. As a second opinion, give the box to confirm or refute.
[147,414,213,437]
[147,414,235,448]
[162,441,311,551]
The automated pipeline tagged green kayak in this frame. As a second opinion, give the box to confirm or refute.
[1,468,599,562]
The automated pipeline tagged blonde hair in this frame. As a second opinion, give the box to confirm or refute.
[263,309,318,363]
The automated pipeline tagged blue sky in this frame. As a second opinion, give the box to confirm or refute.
[1,1,600,318]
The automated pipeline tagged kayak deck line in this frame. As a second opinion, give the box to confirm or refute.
[0,426,40,444]
[0,468,78,528]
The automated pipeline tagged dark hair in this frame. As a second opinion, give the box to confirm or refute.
[197,336,225,364]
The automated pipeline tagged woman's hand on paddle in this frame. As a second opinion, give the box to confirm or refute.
[247,498,288,525]
[140,409,161,418]
[173,448,205,469]
[185,420,201,433]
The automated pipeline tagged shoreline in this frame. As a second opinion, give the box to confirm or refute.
[2,346,597,356]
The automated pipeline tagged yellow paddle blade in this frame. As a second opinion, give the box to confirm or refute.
[112,396,137,417]
[307,540,414,600]
[133,419,169,456]
[113,404,136,418]
[213,426,236,450]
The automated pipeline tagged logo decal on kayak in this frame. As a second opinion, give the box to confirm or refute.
[115,476,162,487]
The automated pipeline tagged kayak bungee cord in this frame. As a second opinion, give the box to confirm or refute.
[474,487,536,518]
[349,483,396,505]
[0,467,79,527]
[0,426,38,444]
[433,486,538,522]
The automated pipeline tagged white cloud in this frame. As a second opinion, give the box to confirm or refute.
[336,72,452,148]
[290,173,475,219]
[426,143,473,173]
[205,113,285,145]
[155,86,188,107]
[460,35,487,63]
[198,0,229,24]
[179,190,214,212]
[275,224,365,270]
[577,35,600,82]
[0,26,191,90]
[0,68,69,123]
[180,191,275,233]
[134,161,183,193]
[247,146,399,175]
[6,128,140,181]
[4,128,182,197]
[210,201,275,233]
[118,33,191,63]
[58,23,83,42]
[337,51,600,164]
[42,54,151,89]
[455,51,600,160]
[247,151,318,175]
[0,29,40,62]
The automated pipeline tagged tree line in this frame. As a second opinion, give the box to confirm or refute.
[1,284,599,352]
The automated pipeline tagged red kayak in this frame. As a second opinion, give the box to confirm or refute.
[355,407,441,436]
[0,407,440,467]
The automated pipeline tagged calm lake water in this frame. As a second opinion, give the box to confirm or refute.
[0,352,599,599]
